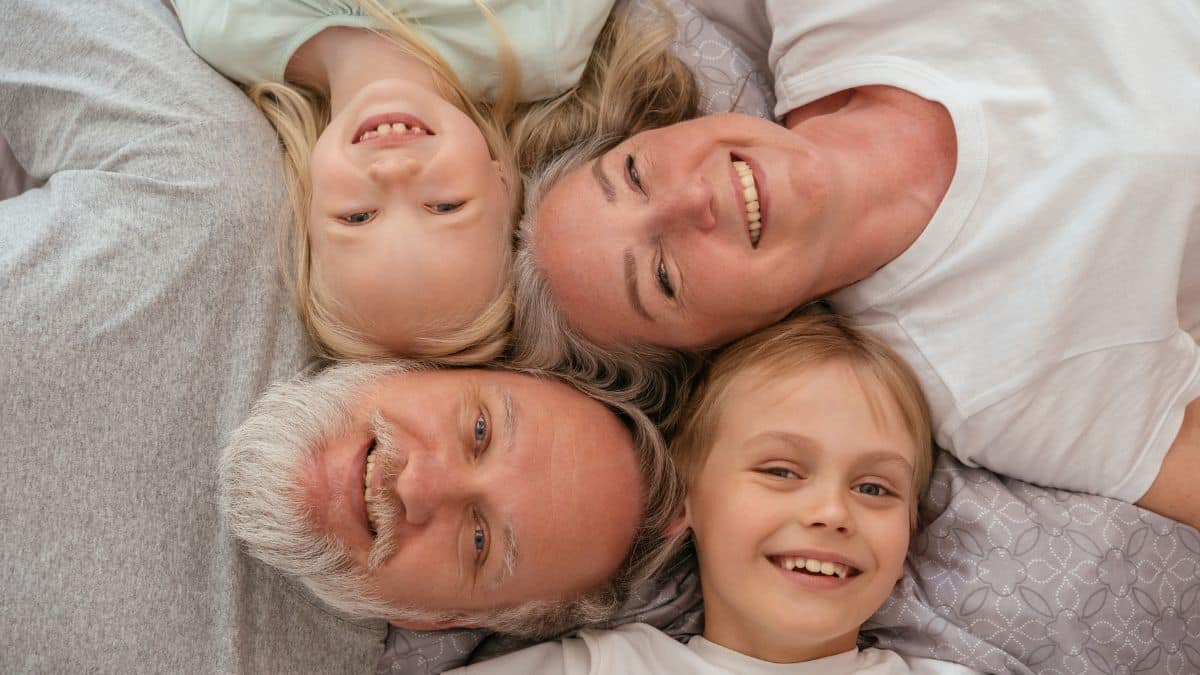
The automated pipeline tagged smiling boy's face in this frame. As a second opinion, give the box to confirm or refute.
[684,358,917,663]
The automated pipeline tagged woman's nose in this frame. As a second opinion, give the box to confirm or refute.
[653,176,716,234]
[368,155,421,185]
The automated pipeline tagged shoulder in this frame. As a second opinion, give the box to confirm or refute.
[858,648,982,674]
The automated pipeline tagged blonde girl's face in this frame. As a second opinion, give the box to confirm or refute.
[684,359,916,663]
[307,78,512,354]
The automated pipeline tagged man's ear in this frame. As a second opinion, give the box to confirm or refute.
[389,618,480,631]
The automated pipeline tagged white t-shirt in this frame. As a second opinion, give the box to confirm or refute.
[174,0,614,102]
[743,0,1200,501]
[450,623,979,675]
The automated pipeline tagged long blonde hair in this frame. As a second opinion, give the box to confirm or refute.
[248,0,520,365]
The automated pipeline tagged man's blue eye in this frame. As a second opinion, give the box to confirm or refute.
[474,413,487,445]
[473,525,486,554]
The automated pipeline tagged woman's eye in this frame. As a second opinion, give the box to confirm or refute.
[427,201,464,214]
[625,154,644,192]
[855,483,890,497]
[760,467,799,480]
[655,258,675,299]
[340,210,376,225]
[473,411,489,450]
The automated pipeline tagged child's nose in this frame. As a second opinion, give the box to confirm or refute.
[368,155,421,184]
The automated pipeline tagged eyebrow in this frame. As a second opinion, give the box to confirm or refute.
[592,156,615,203]
[487,387,520,589]
[754,431,914,473]
[623,248,654,322]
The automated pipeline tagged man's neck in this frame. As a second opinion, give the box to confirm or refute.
[287,27,439,116]
[786,86,957,294]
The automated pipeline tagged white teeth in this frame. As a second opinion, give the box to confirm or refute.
[774,556,851,578]
[357,122,428,143]
[732,160,762,247]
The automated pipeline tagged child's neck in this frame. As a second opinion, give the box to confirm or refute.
[702,611,859,664]
[287,27,441,116]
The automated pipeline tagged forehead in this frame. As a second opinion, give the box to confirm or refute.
[711,360,917,464]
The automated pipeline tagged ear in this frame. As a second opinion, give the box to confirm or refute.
[663,498,692,539]
[389,617,480,631]
[492,159,508,188]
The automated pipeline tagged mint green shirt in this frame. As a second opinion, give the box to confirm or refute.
[175,0,615,101]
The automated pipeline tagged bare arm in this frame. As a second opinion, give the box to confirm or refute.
[1136,396,1200,530]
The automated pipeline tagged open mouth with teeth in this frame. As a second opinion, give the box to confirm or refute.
[768,554,860,580]
[352,114,434,144]
[363,440,379,536]
[732,158,762,248]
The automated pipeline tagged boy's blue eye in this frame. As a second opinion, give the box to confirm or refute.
[855,483,889,497]
[760,467,799,480]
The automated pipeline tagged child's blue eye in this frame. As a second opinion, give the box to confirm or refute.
[760,467,799,480]
[339,210,376,225]
[427,201,464,214]
[855,483,889,497]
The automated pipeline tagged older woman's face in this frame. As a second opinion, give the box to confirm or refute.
[532,114,839,351]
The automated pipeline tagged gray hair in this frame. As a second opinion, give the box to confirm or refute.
[512,134,704,434]
[219,359,684,638]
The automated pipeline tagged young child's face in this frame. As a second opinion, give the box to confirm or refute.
[684,358,917,663]
[307,78,511,352]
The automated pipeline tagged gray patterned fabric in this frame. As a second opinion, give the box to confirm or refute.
[375,2,1200,673]
[868,453,1200,675]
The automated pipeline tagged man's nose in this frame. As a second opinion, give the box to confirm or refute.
[652,175,716,234]
[367,155,422,185]
[392,449,467,526]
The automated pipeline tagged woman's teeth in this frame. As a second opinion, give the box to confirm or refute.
[733,160,762,247]
[357,122,428,142]
[773,556,851,578]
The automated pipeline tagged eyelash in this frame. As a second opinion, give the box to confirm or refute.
[854,483,892,498]
[427,201,465,215]
[339,210,376,225]
[655,254,675,299]
[625,154,644,194]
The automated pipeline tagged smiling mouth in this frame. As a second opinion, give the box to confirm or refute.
[364,440,379,536]
[768,554,860,579]
[731,158,762,248]
[352,114,434,144]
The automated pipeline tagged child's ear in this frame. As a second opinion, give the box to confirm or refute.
[389,617,480,631]
[663,498,692,539]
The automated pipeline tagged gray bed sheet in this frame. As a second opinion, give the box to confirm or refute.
[376,1,1200,672]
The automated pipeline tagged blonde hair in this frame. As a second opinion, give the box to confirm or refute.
[248,0,520,365]
[652,311,934,577]
[509,0,702,431]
